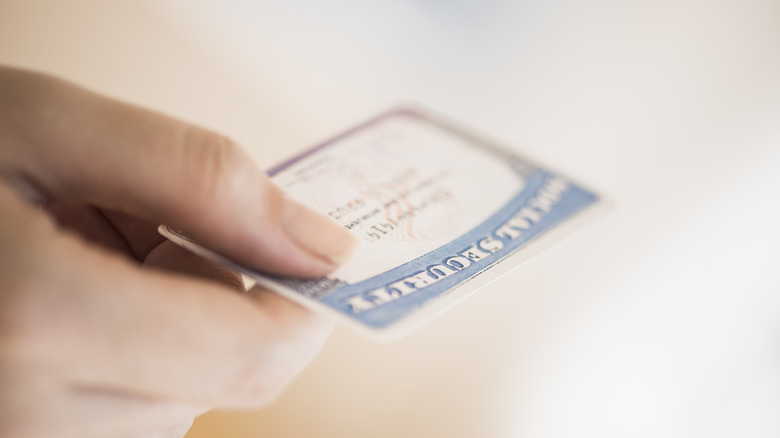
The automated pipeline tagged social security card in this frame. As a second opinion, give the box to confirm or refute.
[161,107,602,340]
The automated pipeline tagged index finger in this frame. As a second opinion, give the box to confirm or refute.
[0,183,332,409]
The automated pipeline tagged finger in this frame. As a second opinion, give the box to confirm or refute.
[143,239,245,292]
[0,65,357,277]
[1,184,332,408]
[72,267,333,408]
[74,260,333,409]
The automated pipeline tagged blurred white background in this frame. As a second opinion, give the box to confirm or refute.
[1,0,778,437]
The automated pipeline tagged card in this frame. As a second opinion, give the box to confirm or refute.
[160,107,603,340]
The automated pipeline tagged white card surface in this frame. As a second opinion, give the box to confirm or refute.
[160,107,603,340]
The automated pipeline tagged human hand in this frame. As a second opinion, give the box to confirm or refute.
[0,66,357,438]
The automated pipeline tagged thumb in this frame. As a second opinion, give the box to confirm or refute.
[0,66,356,276]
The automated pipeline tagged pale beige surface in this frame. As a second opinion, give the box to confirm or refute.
[1,1,779,437]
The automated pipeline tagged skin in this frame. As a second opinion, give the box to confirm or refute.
[0,65,357,438]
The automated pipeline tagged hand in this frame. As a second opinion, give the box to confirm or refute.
[0,66,357,438]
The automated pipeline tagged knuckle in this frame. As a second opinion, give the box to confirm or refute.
[223,313,331,408]
[176,126,261,209]
[224,342,290,408]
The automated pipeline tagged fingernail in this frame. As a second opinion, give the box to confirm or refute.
[280,197,359,266]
